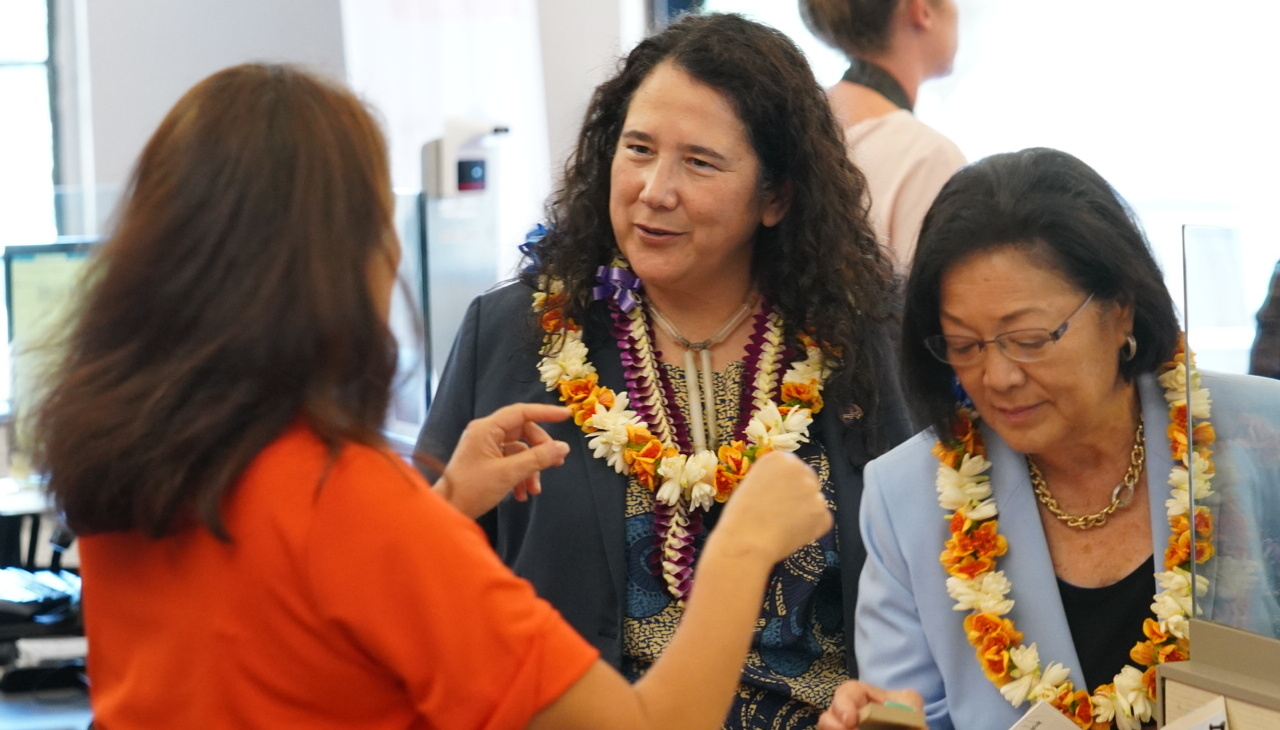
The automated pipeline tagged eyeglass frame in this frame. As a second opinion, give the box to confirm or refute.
[923,293,1096,367]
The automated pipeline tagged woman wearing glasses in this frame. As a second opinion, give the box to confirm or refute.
[820,148,1280,730]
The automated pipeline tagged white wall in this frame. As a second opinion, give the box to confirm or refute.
[342,0,642,277]
[537,0,645,180]
[341,0,552,279]
[83,0,346,193]
[77,0,645,274]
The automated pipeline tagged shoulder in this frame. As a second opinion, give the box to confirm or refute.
[254,423,425,498]
[1201,369,1280,402]
[844,114,964,202]
[1199,370,1280,441]
[234,423,446,549]
[471,280,538,323]
[864,429,943,495]
[847,111,963,161]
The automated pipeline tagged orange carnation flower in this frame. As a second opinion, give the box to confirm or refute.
[713,441,751,501]
[1169,403,1188,431]
[1064,689,1093,728]
[948,555,996,579]
[536,293,579,333]
[1129,640,1157,667]
[540,308,566,333]
[1165,509,1216,567]
[559,373,600,405]
[932,442,964,470]
[1158,641,1189,664]
[953,413,986,458]
[1142,617,1168,643]
[623,426,663,490]
[978,636,1015,684]
[965,520,1009,559]
[781,381,824,412]
[963,612,1022,648]
[943,520,1008,564]
[571,385,616,427]
[964,613,1022,684]
[1169,418,1218,462]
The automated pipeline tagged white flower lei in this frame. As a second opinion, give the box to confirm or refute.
[937,346,1214,730]
[535,282,828,601]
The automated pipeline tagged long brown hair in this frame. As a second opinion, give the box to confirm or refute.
[33,63,398,539]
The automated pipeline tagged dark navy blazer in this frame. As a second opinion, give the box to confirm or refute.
[416,281,912,672]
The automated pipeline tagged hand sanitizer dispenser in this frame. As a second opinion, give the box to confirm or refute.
[423,119,509,198]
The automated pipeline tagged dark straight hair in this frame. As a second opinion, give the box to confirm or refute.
[33,63,399,539]
[901,147,1180,439]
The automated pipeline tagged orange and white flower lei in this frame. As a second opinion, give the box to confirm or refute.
[935,338,1215,730]
[535,278,827,602]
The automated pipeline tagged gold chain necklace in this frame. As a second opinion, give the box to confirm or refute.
[1026,419,1145,529]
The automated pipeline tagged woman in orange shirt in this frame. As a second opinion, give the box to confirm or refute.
[32,63,831,730]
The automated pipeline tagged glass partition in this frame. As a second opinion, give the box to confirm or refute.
[1182,225,1280,640]
[384,191,431,453]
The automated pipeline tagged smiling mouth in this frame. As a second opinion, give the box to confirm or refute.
[995,404,1039,421]
[636,224,679,237]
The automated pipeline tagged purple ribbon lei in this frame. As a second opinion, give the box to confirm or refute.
[592,265,642,313]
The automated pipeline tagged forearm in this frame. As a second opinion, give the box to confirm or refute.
[629,538,774,727]
[530,450,828,730]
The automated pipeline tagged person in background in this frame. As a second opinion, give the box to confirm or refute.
[800,0,965,273]
[418,13,912,729]
[822,148,1280,729]
[31,62,836,730]
[1249,259,1280,378]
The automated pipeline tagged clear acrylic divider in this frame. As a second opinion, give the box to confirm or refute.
[1180,223,1280,640]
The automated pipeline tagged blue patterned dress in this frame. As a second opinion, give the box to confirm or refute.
[621,361,847,729]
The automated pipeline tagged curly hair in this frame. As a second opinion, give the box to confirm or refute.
[902,147,1180,439]
[520,12,896,418]
[33,64,398,539]
[800,0,901,57]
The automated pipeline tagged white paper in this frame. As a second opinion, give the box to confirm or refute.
[1006,700,1084,730]
[1163,695,1228,730]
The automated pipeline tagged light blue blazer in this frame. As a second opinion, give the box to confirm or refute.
[855,372,1280,730]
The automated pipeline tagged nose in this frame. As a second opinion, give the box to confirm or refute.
[637,158,678,210]
[979,343,1027,392]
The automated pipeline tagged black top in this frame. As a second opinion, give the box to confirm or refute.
[1058,554,1156,689]
[841,59,913,112]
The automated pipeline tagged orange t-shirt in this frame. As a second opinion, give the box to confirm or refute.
[79,423,598,729]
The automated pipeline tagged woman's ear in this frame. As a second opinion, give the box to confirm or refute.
[906,0,931,31]
[1106,296,1137,348]
[761,180,793,228]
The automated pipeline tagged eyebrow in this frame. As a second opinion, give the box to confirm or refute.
[619,130,729,164]
[940,305,1051,330]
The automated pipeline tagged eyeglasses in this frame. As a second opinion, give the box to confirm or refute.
[924,294,1095,367]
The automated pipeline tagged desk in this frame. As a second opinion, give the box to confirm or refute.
[0,482,53,570]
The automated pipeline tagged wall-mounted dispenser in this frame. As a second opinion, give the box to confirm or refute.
[423,119,510,198]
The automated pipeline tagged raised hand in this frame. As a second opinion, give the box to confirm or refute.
[433,403,572,518]
[711,450,832,566]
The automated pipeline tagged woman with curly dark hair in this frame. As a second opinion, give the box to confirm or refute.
[419,12,911,727]
[418,12,911,727]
